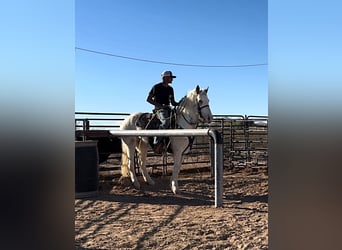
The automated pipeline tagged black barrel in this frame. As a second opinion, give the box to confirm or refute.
[75,141,99,198]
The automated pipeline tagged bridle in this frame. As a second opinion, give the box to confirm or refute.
[198,104,210,117]
[176,93,210,127]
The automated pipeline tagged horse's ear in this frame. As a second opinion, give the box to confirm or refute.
[204,87,209,93]
[196,85,200,94]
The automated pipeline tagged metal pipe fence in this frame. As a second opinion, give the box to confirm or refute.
[75,112,268,173]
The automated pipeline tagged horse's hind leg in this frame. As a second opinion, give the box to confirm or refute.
[121,138,140,189]
[136,142,155,185]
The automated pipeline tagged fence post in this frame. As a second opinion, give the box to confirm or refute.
[208,129,223,208]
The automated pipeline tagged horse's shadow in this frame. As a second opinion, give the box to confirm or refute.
[95,177,213,206]
[94,192,213,206]
[90,176,268,207]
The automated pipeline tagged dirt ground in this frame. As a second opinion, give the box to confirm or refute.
[75,167,268,249]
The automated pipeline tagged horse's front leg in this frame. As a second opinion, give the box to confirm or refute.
[124,139,140,190]
[170,151,184,194]
[136,142,155,185]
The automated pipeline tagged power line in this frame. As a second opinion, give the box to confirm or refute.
[75,47,267,68]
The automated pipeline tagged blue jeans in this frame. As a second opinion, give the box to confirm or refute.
[154,107,170,144]
[157,107,171,129]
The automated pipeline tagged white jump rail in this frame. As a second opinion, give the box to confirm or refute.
[110,129,223,207]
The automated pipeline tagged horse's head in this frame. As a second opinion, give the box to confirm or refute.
[195,85,213,123]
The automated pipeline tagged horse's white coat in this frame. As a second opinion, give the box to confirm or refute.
[120,86,213,194]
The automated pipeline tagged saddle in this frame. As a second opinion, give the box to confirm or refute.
[135,111,174,154]
[135,110,193,154]
[135,112,161,130]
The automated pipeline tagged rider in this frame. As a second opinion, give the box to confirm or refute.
[147,70,180,148]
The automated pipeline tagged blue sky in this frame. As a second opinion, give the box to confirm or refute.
[76,0,268,116]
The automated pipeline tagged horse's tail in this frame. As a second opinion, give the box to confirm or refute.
[121,140,130,177]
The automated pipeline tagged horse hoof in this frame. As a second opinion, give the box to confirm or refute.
[171,180,178,194]
[171,185,178,194]
[118,176,132,187]
[133,182,141,190]
[172,187,178,194]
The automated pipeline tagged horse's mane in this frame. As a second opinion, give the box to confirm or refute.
[178,87,198,108]
[186,88,198,100]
